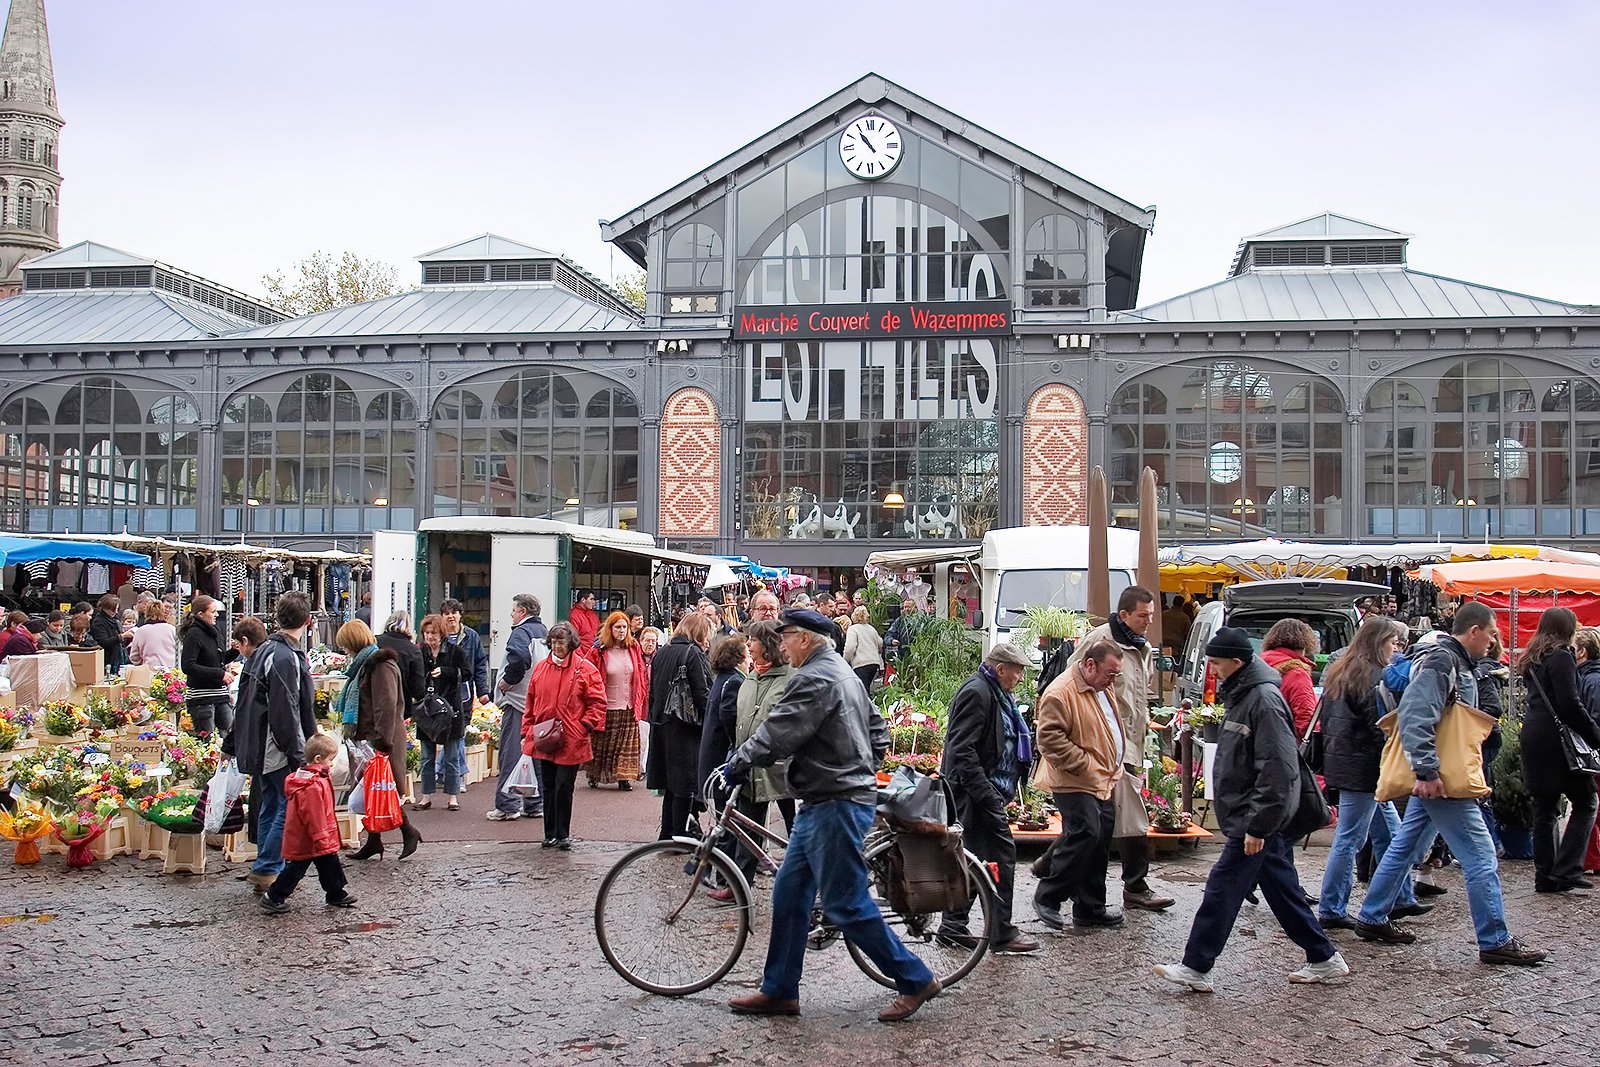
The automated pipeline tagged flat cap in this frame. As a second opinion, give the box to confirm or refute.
[984,642,1031,668]
[777,608,836,637]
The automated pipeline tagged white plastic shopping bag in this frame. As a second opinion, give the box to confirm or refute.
[506,753,541,797]
[203,760,248,834]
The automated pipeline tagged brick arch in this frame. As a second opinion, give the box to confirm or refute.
[659,387,721,537]
[1022,384,1088,526]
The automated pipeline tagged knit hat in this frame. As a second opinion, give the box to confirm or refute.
[1204,626,1255,662]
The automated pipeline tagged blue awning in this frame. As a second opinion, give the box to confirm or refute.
[0,535,151,570]
[714,554,788,581]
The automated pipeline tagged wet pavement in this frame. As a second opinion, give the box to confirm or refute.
[4,780,1598,1066]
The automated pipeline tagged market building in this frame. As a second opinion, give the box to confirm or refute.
[1,67,1598,582]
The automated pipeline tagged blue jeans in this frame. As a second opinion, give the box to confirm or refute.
[1319,791,1417,919]
[1357,796,1511,950]
[494,704,541,815]
[1183,833,1335,973]
[251,768,290,877]
[761,800,935,1001]
[419,738,461,796]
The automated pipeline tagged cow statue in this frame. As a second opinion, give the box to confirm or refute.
[820,500,861,539]
[787,494,825,539]
[903,494,961,539]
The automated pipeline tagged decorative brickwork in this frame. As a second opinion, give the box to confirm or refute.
[659,387,720,537]
[1022,384,1088,526]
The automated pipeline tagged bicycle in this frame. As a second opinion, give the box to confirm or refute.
[594,778,1000,996]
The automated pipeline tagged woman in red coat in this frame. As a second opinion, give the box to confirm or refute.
[1261,618,1320,738]
[583,611,649,791]
[523,620,606,849]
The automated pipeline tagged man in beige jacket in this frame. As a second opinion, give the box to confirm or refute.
[1032,639,1128,931]
[1048,585,1176,912]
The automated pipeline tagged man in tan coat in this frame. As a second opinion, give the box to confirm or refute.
[1032,640,1128,931]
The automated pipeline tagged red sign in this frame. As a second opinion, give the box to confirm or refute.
[733,300,1011,341]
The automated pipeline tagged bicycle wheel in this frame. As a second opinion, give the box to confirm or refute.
[594,839,751,996]
[847,839,996,989]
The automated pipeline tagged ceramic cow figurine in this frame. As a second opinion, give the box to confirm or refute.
[788,495,825,539]
[820,501,861,539]
[903,494,960,539]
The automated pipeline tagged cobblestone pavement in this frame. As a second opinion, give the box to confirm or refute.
[4,785,1598,1067]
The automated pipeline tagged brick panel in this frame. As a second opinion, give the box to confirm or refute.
[659,387,720,537]
[1022,384,1088,526]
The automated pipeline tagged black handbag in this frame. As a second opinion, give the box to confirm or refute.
[666,663,702,727]
[414,686,457,744]
[1527,669,1600,777]
[1283,750,1332,841]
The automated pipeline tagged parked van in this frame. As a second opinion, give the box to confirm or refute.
[1175,579,1389,704]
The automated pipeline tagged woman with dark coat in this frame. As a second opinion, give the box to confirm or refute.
[1316,617,1422,926]
[179,595,237,738]
[697,633,749,802]
[1573,628,1600,876]
[1518,607,1600,892]
[339,619,422,861]
[88,594,127,676]
[646,612,712,841]
[414,613,470,811]
[375,611,427,718]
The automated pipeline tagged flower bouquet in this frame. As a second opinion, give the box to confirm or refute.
[880,751,940,776]
[14,747,93,808]
[308,646,348,677]
[1143,757,1191,832]
[469,704,501,746]
[406,734,421,776]
[53,799,120,868]
[39,701,88,742]
[148,668,188,718]
[85,690,144,732]
[0,803,53,865]
[137,790,203,833]
[0,707,34,752]
[314,688,334,720]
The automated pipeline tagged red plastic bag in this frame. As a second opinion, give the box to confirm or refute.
[361,756,403,833]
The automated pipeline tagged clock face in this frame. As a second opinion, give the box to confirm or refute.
[838,114,903,181]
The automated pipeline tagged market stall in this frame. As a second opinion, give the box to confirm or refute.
[1412,558,1600,653]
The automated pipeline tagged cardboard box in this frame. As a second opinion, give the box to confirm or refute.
[63,648,104,686]
[0,690,14,710]
[86,681,125,709]
[7,654,74,708]
[123,665,154,690]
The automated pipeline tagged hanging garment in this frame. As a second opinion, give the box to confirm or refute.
[85,562,111,595]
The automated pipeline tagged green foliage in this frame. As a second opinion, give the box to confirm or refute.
[860,576,898,632]
[888,724,941,756]
[876,617,982,727]
[613,268,646,311]
[262,251,408,315]
[1492,715,1534,830]
[1014,605,1088,653]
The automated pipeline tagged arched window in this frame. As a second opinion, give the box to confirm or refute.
[1367,358,1599,540]
[1023,211,1088,308]
[0,395,48,527]
[664,221,724,291]
[15,181,34,229]
[1109,360,1345,537]
[431,370,639,528]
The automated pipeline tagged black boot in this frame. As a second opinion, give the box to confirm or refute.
[399,814,422,859]
[349,832,384,860]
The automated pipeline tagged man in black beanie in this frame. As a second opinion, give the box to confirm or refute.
[1153,627,1346,993]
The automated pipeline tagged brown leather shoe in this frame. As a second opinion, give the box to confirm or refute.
[878,978,940,1023]
[729,992,800,1016]
[1124,890,1176,912]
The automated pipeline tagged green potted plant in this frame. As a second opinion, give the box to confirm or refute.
[1492,715,1534,860]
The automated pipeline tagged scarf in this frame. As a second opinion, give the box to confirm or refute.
[1110,614,1148,650]
[979,663,1033,792]
[338,644,377,725]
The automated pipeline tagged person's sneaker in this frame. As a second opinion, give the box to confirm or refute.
[1033,895,1065,931]
[993,934,1041,955]
[485,809,521,821]
[708,886,736,904]
[1288,951,1351,984]
[1152,962,1213,993]
[1354,920,1416,945]
[1318,914,1357,930]
[258,896,290,915]
[1391,902,1435,918]
[326,893,358,908]
[1480,938,1547,966]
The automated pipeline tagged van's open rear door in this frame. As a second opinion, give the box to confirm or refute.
[372,529,423,627]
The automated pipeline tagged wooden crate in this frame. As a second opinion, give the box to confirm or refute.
[336,809,362,850]
[163,833,206,875]
[463,744,488,785]
[222,831,256,865]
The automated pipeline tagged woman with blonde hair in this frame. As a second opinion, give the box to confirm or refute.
[337,618,422,861]
[843,605,884,692]
[584,610,648,790]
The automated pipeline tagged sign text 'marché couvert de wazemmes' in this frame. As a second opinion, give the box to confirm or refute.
[733,300,1011,341]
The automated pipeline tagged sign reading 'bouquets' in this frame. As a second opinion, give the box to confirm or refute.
[733,300,1010,341]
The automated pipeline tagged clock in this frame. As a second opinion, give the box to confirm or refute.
[838,114,903,181]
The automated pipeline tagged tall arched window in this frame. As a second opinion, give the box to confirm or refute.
[15,181,34,229]
[431,369,639,528]
[221,373,409,536]
[664,212,725,314]
[1366,357,1600,539]
[1023,210,1088,308]
[1109,360,1345,537]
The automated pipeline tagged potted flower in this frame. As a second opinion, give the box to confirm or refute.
[1006,784,1053,831]
[0,802,52,865]
[39,701,88,745]
[1187,704,1228,744]
[0,707,35,753]
[1492,716,1535,860]
[1144,759,1192,833]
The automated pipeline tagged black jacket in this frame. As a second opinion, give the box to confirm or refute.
[178,616,235,694]
[1210,657,1301,840]
[232,633,317,776]
[1522,648,1600,795]
[422,639,470,741]
[89,611,125,674]
[646,635,710,797]
[1578,659,1600,731]
[697,669,743,796]
[940,673,1007,812]
[1319,664,1387,794]
[376,630,427,711]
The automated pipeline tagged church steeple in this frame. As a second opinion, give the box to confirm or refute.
[0,0,62,295]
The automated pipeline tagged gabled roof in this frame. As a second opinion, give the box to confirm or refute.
[0,290,262,347]
[229,283,641,341]
[601,72,1155,264]
[416,233,560,262]
[1244,213,1410,242]
[24,240,153,269]
[1118,267,1587,324]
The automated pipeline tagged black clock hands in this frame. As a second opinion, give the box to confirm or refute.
[856,127,877,154]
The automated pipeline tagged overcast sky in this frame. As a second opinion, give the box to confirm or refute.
[43,0,1600,307]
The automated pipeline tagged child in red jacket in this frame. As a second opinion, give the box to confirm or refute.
[261,733,357,913]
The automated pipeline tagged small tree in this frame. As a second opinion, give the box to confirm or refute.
[262,251,408,315]
[613,268,646,311]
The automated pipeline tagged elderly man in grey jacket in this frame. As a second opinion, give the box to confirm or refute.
[721,608,940,1024]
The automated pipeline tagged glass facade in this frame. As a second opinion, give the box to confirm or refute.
[1,377,200,534]
[219,372,417,536]
[735,130,1007,542]
[430,368,639,528]
[1109,361,1347,537]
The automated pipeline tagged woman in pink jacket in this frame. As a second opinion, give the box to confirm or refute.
[128,601,179,670]
[522,621,606,850]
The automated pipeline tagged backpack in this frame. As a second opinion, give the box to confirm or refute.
[1035,639,1076,694]
[1376,645,1458,716]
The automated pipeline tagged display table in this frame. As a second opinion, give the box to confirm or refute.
[1146,824,1212,843]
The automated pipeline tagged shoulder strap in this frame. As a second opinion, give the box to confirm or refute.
[1301,698,1323,744]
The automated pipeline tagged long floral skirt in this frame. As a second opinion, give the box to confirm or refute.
[586,706,642,784]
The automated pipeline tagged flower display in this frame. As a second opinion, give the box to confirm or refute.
[53,798,120,868]
[137,790,202,832]
[314,689,334,719]
[469,704,501,746]
[1142,756,1191,831]
[880,751,939,776]
[12,747,94,808]
[0,707,34,751]
[40,701,88,738]
[308,646,348,677]
[1185,703,1227,729]
[147,669,188,717]
[0,803,53,865]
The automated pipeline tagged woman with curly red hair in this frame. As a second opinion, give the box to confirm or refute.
[583,611,649,790]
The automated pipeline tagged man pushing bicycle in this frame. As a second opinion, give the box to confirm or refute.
[716,608,941,1023]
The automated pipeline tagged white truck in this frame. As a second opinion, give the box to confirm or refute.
[868,524,1141,654]
[371,517,735,671]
